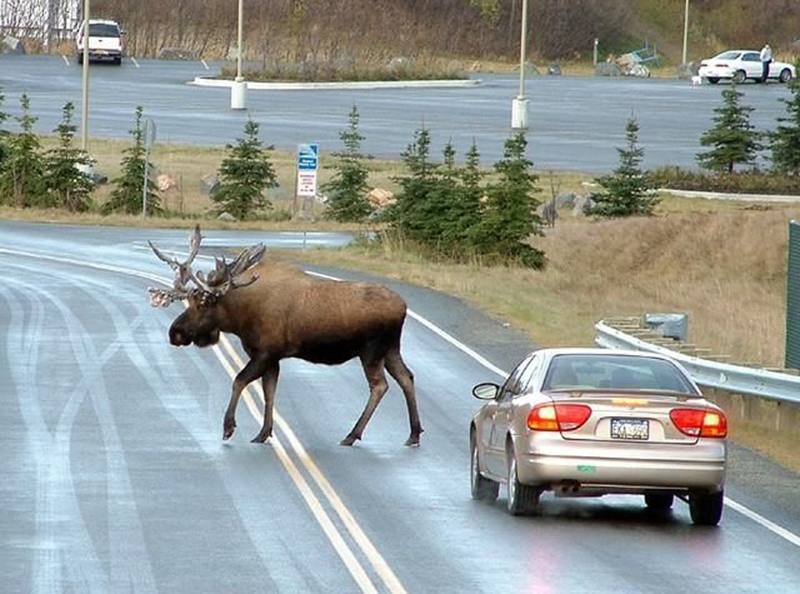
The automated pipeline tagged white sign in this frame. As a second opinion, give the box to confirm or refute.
[297,143,320,197]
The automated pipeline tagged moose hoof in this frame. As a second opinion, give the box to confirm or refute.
[339,434,359,446]
[223,419,236,441]
[251,431,272,444]
[404,435,421,447]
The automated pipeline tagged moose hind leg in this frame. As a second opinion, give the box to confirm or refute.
[385,350,423,447]
[341,356,389,446]
[251,360,280,443]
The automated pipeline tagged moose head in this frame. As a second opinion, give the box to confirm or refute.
[148,225,265,348]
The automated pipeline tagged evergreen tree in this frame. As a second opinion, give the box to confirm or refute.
[450,141,484,243]
[590,117,658,217]
[104,106,161,215]
[46,102,94,212]
[471,133,545,269]
[697,84,761,174]
[0,89,9,173]
[769,80,800,176]
[0,94,47,207]
[388,127,440,241]
[212,119,277,219]
[323,105,372,222]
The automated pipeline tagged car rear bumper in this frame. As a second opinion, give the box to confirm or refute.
[699,66,731,79]
[517,452,725,491]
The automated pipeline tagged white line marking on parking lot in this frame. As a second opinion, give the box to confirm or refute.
[201,59,209,70]
[2,245,798,551]
[62,55,70,66]
[131,57,140,68]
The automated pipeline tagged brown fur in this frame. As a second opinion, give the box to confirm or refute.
[168,259,422,446]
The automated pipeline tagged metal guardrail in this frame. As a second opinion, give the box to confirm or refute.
[595,320,800,406]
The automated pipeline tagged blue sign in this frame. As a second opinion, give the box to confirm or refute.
[298,143,319,171]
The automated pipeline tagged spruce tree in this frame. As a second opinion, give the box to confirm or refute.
[323,105,372,222]
[212,119,277,219]
[471,133,545,269]
[46,102,94,212]
[0,89,9,174]
[769,80,800,176]
[697,84,761,174]
[0,94,47,207]
[104,106,161,215]
[590,117,658,217]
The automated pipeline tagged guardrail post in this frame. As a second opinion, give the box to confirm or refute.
[787,221,800,369]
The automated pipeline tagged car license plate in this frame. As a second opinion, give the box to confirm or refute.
[611,418,649,440]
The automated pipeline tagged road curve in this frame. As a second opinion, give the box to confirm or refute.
[1,220,800,593]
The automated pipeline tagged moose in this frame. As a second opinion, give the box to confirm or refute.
[148,226,422,447]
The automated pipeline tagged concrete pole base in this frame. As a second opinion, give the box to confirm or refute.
[511,97,529,131]
[231,78,247,110]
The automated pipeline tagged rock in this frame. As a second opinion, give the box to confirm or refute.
[555,192,576,209]
[158,48,197,61]
[595,62,622,77]
[572,195,596,216]
[156,174,178,192]
[547,63,561,76]
[676,61,700,79]
[388,56,414,71]
[200,173,220,195]
[366,188,395,209]
[625,63,651,78]
[76,162,108,186]
[218,212,237,222]
[1,36,26,55]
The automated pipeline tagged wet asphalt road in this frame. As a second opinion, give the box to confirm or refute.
[1,220,800,593]
[0,54,794,172]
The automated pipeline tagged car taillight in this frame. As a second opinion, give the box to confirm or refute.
[527,404,591,432]
[670,408,728,438]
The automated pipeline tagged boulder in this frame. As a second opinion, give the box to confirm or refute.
[555,192,576,209]
[156,174,178,192]
[572,195,596,216]
[388,56,414,71]
[547,63,562,76]
[218,212,237,222]
[595,62,622,77]
[676,61,700,79]
[200,173,220,195]
[366,188,395,209]
[158,48,197,61]
[1,36,26,55]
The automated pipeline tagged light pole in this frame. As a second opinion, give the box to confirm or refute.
[511,0,529,130]
[230,0,247,109]
[682,0,690,65]
[80,0,90,150]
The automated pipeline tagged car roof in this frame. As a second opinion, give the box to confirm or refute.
[532,347,674,361]
[88,19,120,26]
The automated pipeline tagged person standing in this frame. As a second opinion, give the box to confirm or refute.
[760,44,773,83]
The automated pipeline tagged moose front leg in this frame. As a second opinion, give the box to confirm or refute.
[251,360,280,443]
[223,354,269,440]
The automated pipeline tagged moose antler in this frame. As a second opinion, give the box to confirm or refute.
[147,225,265,307]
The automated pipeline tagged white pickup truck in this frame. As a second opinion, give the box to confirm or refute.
[75,19,123,65]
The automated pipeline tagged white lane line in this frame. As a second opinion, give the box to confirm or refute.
[201,59,209,70]
[218,337,408,594]
[62,55,70,66]
[211,345,379,594]
[4,245,800,551]
[131,57,140,68]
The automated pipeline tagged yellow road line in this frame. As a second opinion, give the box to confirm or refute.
[211,344,379,594]
[219,337,409,594]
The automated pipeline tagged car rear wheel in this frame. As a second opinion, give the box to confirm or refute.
[644,493,674,512]
[689,490,724,526]
[780,69,793,83]
[470,434,498,501]
[506,444,539,516]
[733,70,747,84]
[707,77,719,84]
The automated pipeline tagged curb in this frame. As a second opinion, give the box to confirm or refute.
[188,76,481,91]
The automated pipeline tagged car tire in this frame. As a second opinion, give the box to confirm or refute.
[77,53,83,65]
[470,433,498,502]
[733,70,747,84]
[707,77,719,85]
[644,493,674,512]
[689,490,724,526]
[114,57,122,66]
[780,69,793,83]
[506,443,539,516]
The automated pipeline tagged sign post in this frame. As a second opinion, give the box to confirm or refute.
[142,118,157,219]
[296,143,320,216]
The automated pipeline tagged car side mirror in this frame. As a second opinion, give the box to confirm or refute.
[473,382,500,400]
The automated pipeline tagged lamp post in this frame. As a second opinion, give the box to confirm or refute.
[80,0,90,150]
[230,0,247,109]
[682,0,690,65]
[511,0,529,130]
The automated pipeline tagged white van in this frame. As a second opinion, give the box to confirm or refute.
[75,19,123,65]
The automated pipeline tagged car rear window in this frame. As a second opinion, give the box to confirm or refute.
[89,24,120,38]
[542,354,697,394]
[715,51,741,60]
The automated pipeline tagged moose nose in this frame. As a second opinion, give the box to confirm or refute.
[169,327,189,346]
